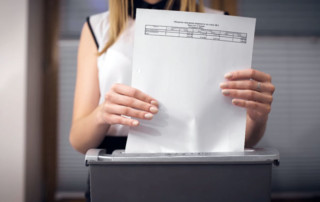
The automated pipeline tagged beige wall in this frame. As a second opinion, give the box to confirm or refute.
[0,0,43,201]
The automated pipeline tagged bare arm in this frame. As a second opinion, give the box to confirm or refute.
[245,114,268,147]
[69,22,108,154]
[69,23,159,154]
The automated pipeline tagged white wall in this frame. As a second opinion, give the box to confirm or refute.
[0,0,43,201]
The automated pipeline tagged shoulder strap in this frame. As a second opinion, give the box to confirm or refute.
[86,16,99,49]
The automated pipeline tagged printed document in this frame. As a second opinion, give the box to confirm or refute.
[126,9,256,153]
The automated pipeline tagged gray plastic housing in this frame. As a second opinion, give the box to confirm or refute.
[86,148,279,202]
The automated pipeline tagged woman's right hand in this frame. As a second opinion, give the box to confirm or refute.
[97,83,159,127]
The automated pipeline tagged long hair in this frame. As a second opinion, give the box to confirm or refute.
[99,0,204,55]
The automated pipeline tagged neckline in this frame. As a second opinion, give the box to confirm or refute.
[128,0,180,19]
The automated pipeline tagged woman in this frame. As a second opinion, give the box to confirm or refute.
[70,0,275,156]
[70,0,275,200]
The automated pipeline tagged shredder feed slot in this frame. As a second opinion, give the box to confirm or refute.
[85,148,279,165]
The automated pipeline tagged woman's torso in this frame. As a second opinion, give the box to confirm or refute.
[87,7,224,137]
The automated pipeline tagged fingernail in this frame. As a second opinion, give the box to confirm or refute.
[222,89,230,96]
[150,106,158,113]
[232,99,240,105]
[144,113,153,119]
[220,82,228,88]
[151,100,158,106]
[132,120,139,126]
[224,72,233,79]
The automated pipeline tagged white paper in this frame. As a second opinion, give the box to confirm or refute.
[126,9,256,153]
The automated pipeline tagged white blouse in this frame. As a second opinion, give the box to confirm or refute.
[87,8,224,137]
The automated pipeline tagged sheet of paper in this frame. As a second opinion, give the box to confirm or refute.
[126,9,256,153]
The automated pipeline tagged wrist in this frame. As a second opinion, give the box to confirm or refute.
[94,104,110,128]
[248,112,268,124]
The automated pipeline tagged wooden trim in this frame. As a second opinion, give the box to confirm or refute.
[211,0,238,15]
[42,0,60,202]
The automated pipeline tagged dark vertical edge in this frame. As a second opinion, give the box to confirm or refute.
[25,0,44,201]
[42,0,60,201]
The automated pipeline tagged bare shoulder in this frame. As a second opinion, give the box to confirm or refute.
[72,21,100,122]
[79,22,97,53]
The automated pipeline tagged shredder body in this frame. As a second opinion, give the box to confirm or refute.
[85,148,279,202]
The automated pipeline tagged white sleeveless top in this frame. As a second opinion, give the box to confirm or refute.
[87,8,224,137]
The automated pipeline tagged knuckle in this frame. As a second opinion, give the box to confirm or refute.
[129,109,142,118]
[121,107,130,115]
[141,103,151,112]
[109,117,117,125]
[249,80,256,89]
[127,98,135,106]
[228,82,234,88]
[135,111,145,119]
[266,105,271,114]
[110,84,116,91]
[270,84,276,93]
[115,117,127,125]
[136,101,147,111]
[104,92,112,100]
[128,89,136,97]
[115,116,126,125]
[125,119,133,126]
[104,92,113,101]
[132,89,140,98]
[117,117,125,125]
[111,83,120,91]
[145,104,152,111]
[249,91,255,100]
[242,100,247,107]
[233,71,239,79]
[269,95,273,104]
[267,74,272,82]
[250,69,256,78]
[103,103,111,112]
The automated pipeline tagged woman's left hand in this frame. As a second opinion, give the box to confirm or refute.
[220,69,275,122]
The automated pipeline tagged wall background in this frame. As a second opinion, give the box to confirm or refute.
[0,0,43,201]
[0,0,28,200]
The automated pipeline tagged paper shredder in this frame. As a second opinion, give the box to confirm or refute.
[85,148,279,202]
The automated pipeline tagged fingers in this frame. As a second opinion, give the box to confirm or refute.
[101,83,159,127]
[220,80,275,94]
[222,89,273,104]
[232,99,271,115]
[221,69,275,118]
[225,69,272,82]
[111,83,158,106]
[105,104,155,120]
[105,92,158,113]
[106,114,140,127]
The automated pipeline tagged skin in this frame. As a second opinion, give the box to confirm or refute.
[144,0,162,4]
[69,1,275,154]
[69,23,159,154]
[220,70,275,147]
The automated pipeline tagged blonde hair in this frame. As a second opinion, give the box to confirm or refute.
[99,0,204,55]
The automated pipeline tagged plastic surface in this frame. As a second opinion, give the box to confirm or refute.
[86,148,279,202]
[85,148,279,165]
